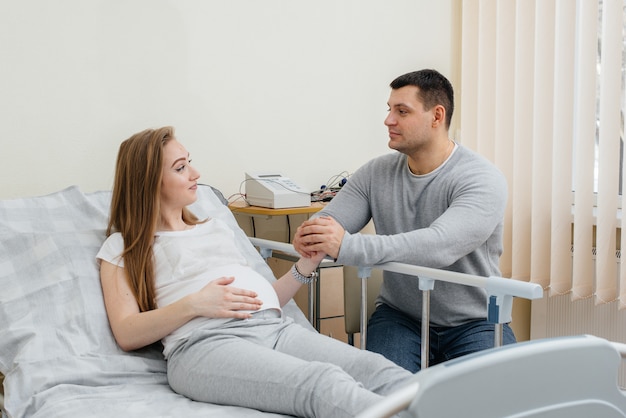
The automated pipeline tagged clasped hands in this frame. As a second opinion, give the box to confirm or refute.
[191,216,344,320]
[292,216,345,260]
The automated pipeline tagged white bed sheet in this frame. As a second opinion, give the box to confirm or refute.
[0,185,308,418]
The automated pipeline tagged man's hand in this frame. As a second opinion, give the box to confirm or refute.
[293,216,345,259]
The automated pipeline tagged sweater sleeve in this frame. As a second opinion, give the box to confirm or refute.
[321,150,507,273]
[315,162,374,233]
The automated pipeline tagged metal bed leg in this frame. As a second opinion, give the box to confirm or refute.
[358,267,373,350]
[419,277,435,369]
[360,276,368,349]
[494,323,503,347]
[310,279,316,328]
[421,289,430,369]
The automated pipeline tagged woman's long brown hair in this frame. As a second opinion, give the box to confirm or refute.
[106,126,201,312]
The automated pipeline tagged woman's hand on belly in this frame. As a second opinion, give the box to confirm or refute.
[187,276,263,319]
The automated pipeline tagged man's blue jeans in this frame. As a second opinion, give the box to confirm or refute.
[366,303,516,373]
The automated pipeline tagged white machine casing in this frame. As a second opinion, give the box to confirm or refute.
[244,172,311,209]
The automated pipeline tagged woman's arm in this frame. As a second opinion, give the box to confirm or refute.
[100,260,262,351]
[272,253,325,307]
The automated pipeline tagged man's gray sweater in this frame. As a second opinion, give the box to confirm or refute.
[319,145,507,326]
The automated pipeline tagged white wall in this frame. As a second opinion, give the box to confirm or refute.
[0,1,456,199]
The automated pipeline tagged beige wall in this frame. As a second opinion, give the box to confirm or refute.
[0,1,457,200]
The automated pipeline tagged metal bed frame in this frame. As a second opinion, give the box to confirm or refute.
[250,237,544,364]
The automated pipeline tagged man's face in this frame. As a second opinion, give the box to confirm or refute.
[384,85,434,154]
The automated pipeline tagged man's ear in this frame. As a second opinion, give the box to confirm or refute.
[432,105,446,128]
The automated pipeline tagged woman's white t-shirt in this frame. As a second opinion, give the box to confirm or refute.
[96,218,281,358]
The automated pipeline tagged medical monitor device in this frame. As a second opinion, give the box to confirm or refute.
[245,172,311,209]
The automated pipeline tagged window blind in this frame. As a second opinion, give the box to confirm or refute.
[461,0,625,308]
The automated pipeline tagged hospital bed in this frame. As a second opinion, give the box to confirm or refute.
[1,185,624,418]
[356,334,626,418]
[0,185,303,418]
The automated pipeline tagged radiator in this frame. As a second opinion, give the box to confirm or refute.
[531,249,626,388]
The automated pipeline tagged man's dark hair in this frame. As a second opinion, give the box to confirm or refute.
[390,69,454,129]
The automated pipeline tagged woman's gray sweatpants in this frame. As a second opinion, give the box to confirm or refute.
[167,312,413,418]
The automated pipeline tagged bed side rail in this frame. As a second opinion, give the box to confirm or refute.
[249,237,544,362]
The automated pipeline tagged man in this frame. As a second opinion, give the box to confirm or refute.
[293,69,515,372]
